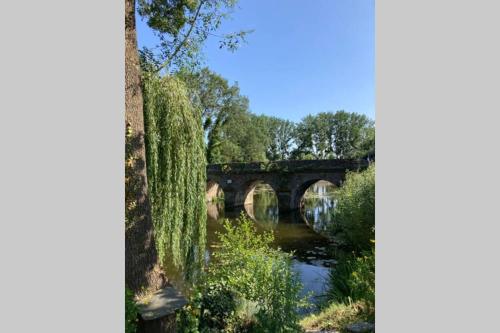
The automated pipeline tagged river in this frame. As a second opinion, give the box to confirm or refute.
[206,180,338,310]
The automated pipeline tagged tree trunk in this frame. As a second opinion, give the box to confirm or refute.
[125,0,165,294]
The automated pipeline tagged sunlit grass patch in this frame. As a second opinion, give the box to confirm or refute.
[300,300,372,333]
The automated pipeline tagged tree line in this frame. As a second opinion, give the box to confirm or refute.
[175,67,375,164]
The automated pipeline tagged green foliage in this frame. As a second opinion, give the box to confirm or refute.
[176,67,258,164]
[177,67,375,164]
[301,245,375,332]
[138,0,197,35]
[328,247,375,308]
[177,67,238,131]
[330,111,374,159]
[143,72,207,278]
[126,288,139,333]
[178,214,307,332]
[125,124,139,229]
[331,164,375,252]
[358,125,375,159]
[255,115,296,161]
[211,111,269,163]
[302,165,375,332]
[292,111,374,160]
[176,294,202,333]
[138,0,250,71]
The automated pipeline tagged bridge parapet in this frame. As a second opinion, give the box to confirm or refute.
[207,159,369,175]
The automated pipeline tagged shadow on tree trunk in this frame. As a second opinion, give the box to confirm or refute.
[125,127,167,294]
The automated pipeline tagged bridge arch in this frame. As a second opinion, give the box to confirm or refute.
[206,180,224,203]
[234,179,279,208]
[290,176,342,213]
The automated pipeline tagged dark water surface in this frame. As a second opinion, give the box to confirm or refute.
[206,181,338,308]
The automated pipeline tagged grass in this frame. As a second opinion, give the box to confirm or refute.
[300,301,373,333]
[135,291,154,305]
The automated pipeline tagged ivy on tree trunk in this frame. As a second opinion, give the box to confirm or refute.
[125,0,165,294]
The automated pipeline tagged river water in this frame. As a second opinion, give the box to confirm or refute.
[206,180,338,309]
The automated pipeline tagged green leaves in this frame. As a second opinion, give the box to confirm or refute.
[138,0,249,72]
[255,115,296,161]
[143,73,207,280]
[330,164,375,252]
[177,66,375,164]
[293,111,375,160]
[138,0,195,35]
[125,288,139,333]
[328,248,375,309]
[184,213,306,332]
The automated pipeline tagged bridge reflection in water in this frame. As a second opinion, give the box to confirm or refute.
[206,179,340,311]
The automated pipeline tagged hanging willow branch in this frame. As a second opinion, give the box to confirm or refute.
[143,72,207,276]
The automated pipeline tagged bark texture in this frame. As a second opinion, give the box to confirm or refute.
[125,0,166,294]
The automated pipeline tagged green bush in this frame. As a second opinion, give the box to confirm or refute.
[178,213,307,332]
[328,246,375,309]
[305,165,375,331]
[125,288,139,333]
[331,164,375,252]
[301,246,375,333]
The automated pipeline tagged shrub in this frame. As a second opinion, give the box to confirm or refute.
[301,247,375,333]
[331,164,375,252]
[178,213,307,332]
[125,288,139,333]
[328,246,375,310]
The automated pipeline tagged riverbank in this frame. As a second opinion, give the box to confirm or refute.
[300,300,374,333]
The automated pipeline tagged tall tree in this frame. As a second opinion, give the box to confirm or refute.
[139,0,251,72]
[125,0,165,294]
[358,125,375,159]
[292,111,375,160]
[274,119,297,160]
[177,67,251,163]
[256,115,296,161]
[206,109,269,163]
[330,111,374,158]
[126,0,247,294]
[292,115,320,159]
[177,67,241,133]
[207,94,250,162]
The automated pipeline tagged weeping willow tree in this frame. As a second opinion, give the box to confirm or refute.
[143,72,207,281]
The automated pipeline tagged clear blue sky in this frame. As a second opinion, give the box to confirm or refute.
[136,0,374,123]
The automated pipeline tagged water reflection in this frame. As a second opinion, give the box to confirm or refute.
[206,205,332,308]
[161,235,206,296]
[205,181,339,309]
[293,260,330,312]
[246,184,279,227]
[301,180,338,233]
[207,200,224,221]
[163,180,339,305]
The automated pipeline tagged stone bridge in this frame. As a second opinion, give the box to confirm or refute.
[206,159,370,215]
